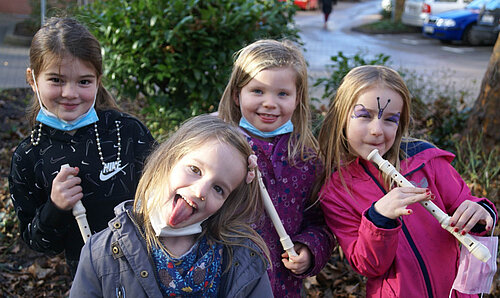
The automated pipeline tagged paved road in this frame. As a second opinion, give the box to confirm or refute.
[0,13,30,89]
[295,0,494,103]
[1,3,494,103]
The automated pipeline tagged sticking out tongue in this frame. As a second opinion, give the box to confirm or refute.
[169,196,194,226]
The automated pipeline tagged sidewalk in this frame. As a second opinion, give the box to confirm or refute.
[0,13,31,89]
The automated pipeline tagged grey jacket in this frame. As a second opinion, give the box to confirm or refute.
[70,201,273,298]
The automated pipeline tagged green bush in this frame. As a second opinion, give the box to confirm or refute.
[76,0,298,137]
[312,51,391,103]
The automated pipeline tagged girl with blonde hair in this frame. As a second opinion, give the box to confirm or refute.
[71,115,272,297]
[218,39,335,297]
[317,65,496,297]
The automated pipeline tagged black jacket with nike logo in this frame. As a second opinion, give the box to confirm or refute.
[9,109,155,277]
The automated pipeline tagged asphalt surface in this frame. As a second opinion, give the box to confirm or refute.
[0,13,30,89]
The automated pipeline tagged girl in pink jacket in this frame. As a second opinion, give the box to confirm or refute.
[317,65,496,297]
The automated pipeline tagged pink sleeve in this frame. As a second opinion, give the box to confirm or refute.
[320,181,401,278]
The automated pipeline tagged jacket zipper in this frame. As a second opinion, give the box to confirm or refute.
[361,161,434,298]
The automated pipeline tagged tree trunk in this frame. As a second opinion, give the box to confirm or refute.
[393,0,405,23]
[464,35,500,150]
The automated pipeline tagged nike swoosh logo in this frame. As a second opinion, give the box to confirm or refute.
[50,156,66,164]
[99,163,128,181]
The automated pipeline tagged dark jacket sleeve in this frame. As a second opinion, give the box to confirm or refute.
[9,141,72,256]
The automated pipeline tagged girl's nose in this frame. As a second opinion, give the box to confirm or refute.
[61,83,78,99]
[369,120,383,136]
[192,180,210,201]
[262,96,277,109]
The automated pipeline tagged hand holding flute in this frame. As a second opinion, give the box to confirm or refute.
[367,149,491,262]
[58,164,91,243]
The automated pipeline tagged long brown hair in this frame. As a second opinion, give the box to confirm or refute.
[317,65,411,193]
[133,114,270,268]
[218,39,318,163]
[25,17,119,126]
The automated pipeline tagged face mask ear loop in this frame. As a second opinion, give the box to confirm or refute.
[31,71,46,111]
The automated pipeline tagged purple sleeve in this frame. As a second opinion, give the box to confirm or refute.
[292,202,336,277]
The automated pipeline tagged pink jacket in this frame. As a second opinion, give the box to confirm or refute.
[320,141,496,298]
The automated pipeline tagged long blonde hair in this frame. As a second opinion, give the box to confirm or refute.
[218,39,318,162]
[25,17,119,126]
[133,114,269,267]
[317,65,411,191]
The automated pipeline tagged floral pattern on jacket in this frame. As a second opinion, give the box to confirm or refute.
[245,132,335,298]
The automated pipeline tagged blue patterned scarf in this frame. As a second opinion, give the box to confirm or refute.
[152,236,223,297]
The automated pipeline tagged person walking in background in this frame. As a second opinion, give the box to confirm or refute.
[321,0,337,29]
[70,115,272,297]
[8,17,155,278]
[218,39,335,297]
[316,65,497,297]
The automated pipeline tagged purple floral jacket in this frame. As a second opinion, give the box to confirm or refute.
[244,132,335,298]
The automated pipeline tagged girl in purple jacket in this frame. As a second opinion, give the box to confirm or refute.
[317,65,497,297]
[218,39,335,297]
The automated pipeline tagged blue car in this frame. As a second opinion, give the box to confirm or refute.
[470,0,500,44]
[422,0,490,45]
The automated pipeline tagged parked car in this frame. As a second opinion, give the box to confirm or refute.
[278,0,319,10]
[422,0,490,44]
[469,0,500,44]
[402,0,473,26]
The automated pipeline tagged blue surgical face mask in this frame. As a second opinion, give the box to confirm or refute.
[32,71,99,131]
[239,117,294,138]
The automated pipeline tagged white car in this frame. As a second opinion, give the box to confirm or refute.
[402,0,473,26]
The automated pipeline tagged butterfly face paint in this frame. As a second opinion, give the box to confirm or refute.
[346,88,404,159]
[377,97,390,119]
[351,100,400,125]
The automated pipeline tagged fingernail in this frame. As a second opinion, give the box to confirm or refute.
[461,231,466,235]
[450,222,455,227]
[408,210,411,214]
[486,226,491,231]
[454,228,459,233]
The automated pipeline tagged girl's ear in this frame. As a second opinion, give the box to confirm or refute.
[232,90,240,106]
[26,68,36,93]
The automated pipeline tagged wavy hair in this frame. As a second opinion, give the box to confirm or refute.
[133,114,270,269]
[218,39,318,163]
[317,65,411,192]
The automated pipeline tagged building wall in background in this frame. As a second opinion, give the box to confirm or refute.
[0,0,31,15]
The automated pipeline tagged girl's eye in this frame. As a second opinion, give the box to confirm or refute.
[252,89,263,95]
[352,111,371,119]
[386,113,401,124]
[213,185,224,195]
[49,77,61,83]
[190,165,201,175]
[278,91,288,97]
[80,79,91,85]
[351,104,371,119]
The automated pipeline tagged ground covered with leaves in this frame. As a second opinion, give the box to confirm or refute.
[0,88,498,297]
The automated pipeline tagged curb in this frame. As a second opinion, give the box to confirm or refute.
[3,23,32,47]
